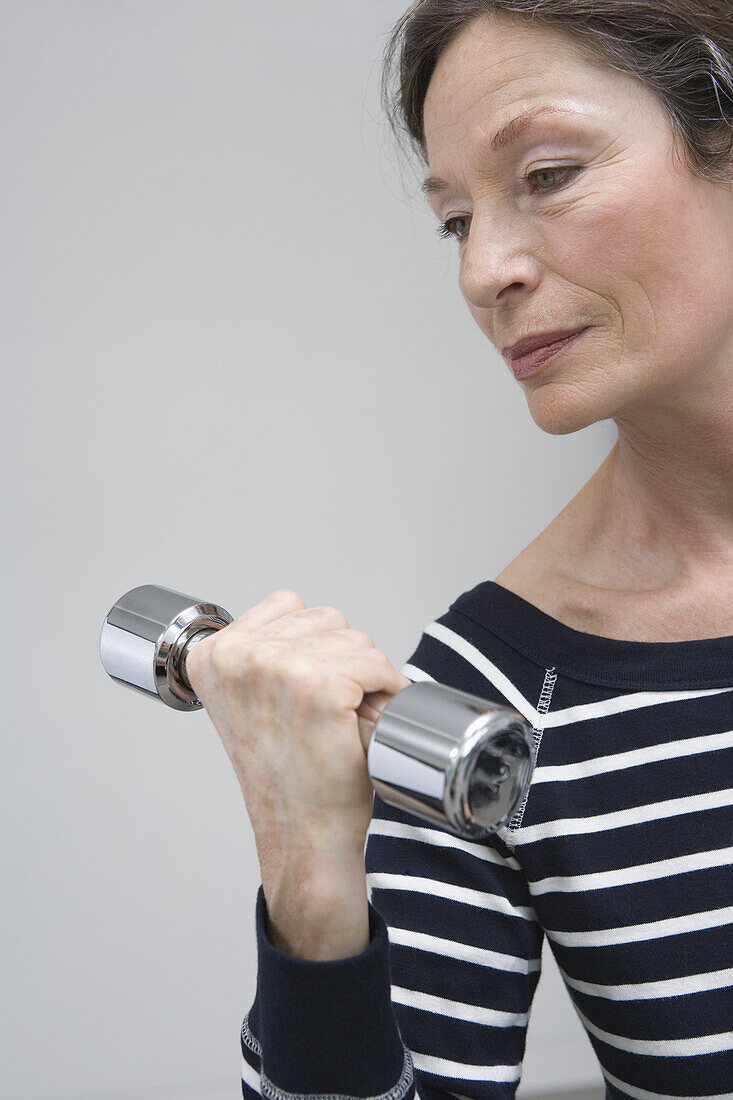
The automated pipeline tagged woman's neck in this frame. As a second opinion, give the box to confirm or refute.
[496,390,733,640]
[583,404,733,590]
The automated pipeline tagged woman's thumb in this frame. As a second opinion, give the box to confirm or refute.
[356,678,412,755]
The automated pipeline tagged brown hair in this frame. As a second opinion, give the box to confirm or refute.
[380,0,733,184]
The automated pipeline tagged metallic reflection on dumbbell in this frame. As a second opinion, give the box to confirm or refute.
[99,585,535,840]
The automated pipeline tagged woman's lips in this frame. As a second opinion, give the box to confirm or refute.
[510,327,590,379]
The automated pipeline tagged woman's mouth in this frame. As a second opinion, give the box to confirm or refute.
[509,327,590,379]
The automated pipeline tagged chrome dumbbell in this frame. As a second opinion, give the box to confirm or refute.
[99,585,534,840]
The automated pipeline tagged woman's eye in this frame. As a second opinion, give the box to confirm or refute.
[437,216,470,242]
[436,166,581,242]
[524,165,581,194]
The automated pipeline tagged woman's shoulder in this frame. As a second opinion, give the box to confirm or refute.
[494,529,733,644]
[493,541,581,627]
[494,546,652,641]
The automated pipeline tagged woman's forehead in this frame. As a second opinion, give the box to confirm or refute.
[422,15,617,141]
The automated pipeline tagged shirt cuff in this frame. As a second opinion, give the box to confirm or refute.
[244,883,413,1096]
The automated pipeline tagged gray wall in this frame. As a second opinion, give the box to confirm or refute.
[1,3,615,1097]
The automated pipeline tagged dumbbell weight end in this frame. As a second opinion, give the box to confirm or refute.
[99,584,234,711]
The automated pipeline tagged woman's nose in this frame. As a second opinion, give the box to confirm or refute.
[458,218,541,309]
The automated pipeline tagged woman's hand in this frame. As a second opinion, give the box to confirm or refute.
[184,588,412,887]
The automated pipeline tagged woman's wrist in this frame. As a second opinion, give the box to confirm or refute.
[262,853,371,961]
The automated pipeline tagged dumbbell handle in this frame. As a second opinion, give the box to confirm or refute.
[100,585,534,840]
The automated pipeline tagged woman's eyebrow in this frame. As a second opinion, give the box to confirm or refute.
[421,105,582,197]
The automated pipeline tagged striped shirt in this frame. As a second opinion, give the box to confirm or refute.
[241,579,733,1100]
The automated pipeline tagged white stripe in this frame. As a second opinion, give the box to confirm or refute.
[241,1055,261,1094]
[390,984,528,1028]
[387,925,541,975]
[561,963,733,1001]
[532,728,733,784]
[546,903,733,947]
[401,662,437,681]
[576,1004,733,1057]
[602,1066,733,1100]
[411,1050,521,1083]
[421,622,542,727]
[530,843,733,895]
[366,817,523,871]
[367,872,536,921]
[542,685,733,729]
[517,788,733,844]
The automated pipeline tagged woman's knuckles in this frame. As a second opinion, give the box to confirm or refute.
[185,599,402,733]
[207,629,374,682]
[313,605,350,629]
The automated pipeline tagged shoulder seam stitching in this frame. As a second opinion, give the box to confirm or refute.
[506,665,558,840]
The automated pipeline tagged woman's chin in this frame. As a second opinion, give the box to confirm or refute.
[523,382,613,436]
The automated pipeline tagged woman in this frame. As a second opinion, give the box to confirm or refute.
[185,3,733,1098]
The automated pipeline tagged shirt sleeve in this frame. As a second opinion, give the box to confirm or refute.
[241,886,416,1098]
[240,609,545,1099]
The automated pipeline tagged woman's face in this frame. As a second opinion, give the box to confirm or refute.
[422,14,733,436]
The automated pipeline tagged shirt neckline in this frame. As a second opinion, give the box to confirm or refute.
[450,580,733,690]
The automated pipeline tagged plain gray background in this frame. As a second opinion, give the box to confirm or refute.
[1,2,615,1096]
